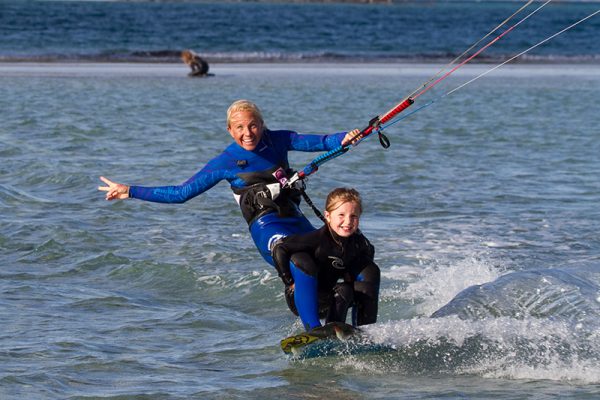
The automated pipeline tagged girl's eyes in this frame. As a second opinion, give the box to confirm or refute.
[336,214,358,219]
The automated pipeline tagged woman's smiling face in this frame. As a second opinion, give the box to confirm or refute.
[227,110,264,151]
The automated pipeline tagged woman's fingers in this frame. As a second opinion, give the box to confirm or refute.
[98,176,128,200]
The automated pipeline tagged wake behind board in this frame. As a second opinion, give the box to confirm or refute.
[281,322,360,356]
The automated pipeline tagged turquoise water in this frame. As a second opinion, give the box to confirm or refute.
[2,62,600,398]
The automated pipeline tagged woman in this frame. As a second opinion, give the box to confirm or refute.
[99,100,360,267]
[272,188,380,330]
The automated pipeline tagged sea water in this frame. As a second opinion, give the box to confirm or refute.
[3,61,600,399]
[2,1,600,399]
[1,1,599,63]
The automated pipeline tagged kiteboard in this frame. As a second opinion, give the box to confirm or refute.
[280,321,396,359]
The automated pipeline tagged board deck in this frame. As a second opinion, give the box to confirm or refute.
[280,321,359,355]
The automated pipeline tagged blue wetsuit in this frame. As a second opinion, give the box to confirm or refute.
[129,128,345,265]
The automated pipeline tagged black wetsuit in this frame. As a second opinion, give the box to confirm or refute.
[272,225,380,328]
[189,55,209,76]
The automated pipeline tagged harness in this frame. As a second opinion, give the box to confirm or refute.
[230,132,326,225]
[232,167,304,225]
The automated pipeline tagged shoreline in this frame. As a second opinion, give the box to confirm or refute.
[1,62,599,78]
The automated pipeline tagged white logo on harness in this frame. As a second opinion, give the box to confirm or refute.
[328,256,344,270]
[268,234,286,251]
[272,167,288,187]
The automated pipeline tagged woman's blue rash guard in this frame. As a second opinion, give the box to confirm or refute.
[128,129,346,267]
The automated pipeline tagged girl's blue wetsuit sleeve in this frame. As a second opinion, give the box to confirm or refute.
[128,129,346,203]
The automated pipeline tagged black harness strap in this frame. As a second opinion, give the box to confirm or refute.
[298,183,326,224]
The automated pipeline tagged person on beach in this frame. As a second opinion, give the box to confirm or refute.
[99,99,361,272]
[272,187,380,330]
[181,49,209,77]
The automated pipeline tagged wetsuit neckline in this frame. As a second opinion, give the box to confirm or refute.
[327,225,350,248]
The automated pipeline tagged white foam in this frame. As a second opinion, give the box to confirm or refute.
[359,316,600,383]
[387,255,503,317]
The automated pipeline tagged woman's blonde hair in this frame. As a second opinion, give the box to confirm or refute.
[325,187,363,215]
[226,99,264,129]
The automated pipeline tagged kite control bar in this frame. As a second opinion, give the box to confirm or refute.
[286,97,414,187]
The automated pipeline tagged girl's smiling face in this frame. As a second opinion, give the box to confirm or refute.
[325,200,361,238]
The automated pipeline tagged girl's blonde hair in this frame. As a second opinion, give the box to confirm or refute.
[226,99,265,129]
[325,187,363,215]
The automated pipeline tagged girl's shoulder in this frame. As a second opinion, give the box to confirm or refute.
[351,230,375,254]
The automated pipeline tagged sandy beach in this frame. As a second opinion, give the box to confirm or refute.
[2,62,600,78]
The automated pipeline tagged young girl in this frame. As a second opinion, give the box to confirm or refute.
[272,188,380,330]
